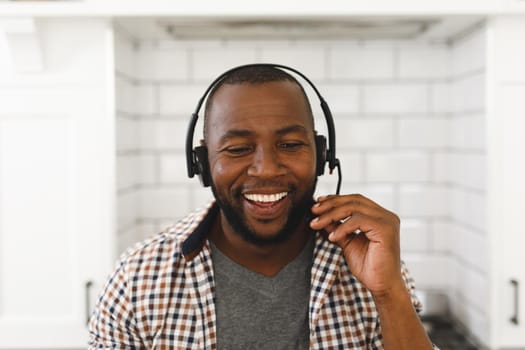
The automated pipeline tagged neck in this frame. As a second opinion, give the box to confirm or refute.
[209,212,312,277]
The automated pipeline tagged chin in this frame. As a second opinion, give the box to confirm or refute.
[211,179,317,247]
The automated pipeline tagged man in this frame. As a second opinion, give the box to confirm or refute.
[89,65,435,349]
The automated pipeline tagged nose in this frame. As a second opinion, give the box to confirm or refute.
[246,145,287,178]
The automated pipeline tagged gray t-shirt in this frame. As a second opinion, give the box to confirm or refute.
[210,238,314,350]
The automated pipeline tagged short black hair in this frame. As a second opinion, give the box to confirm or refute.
[203,65,314,141]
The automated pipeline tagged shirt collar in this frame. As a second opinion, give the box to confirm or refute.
[182,201,220,261]
[180,200,333,261]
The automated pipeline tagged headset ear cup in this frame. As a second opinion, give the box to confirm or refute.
[194,146,211,187]
[315,135,327,176]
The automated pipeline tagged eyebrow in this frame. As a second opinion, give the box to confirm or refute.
[218,124,309,144]
[275,124,309,136]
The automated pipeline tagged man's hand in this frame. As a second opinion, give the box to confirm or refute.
[309,194,405,298]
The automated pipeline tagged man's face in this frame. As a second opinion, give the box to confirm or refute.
[206,81,318,246]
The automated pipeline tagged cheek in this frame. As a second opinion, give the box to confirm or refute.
[289,156,317,178]
[209,158,244,186]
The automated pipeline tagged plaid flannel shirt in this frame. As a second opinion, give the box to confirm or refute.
[89,201,430,349]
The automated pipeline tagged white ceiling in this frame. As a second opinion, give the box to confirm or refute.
[115,15,484,42]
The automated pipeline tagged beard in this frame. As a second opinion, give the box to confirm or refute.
[210,179,317,247]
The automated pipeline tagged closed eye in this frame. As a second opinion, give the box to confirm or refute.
[223,145,253,156]
[278,142,305,150]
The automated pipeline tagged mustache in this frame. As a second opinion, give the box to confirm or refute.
[233,181,298,195]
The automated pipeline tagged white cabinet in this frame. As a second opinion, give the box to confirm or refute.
[0,20,114,348]
[0,88,114,348]
[486,17,525,349]
[489,83,525,349]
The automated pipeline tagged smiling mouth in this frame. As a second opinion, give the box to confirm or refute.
[243,192,288,203]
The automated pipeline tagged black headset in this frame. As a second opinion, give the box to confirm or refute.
[186,63,342,194]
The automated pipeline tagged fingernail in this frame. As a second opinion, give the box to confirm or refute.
[310,217,319,224]
[329,232,335,241]
[313,202,320,208]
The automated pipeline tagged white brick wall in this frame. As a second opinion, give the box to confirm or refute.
[363,83,428,114]
[136,45,190,82]
[398,118,449,149]
[398,45,451,79]
[336,119,395,149]
[192,47,258,81]
[113,28,488,338]
[447,25,488,344]
[329,46,394,80]
[159,84,209,115]
[366,151,430,183]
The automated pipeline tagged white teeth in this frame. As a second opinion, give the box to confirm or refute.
[244,192,288,203]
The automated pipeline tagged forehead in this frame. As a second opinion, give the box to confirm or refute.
[206,81,313,136]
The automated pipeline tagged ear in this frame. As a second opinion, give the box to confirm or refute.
[194,145,211,187]
[315,135,327,176]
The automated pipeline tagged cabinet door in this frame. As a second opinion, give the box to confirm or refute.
[498,84,525,348]
[0,88,114,348]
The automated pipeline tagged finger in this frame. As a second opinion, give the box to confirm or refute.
[329,229,363,251]
[314,193,385,213]
[312,195,384,219]
[328,216,366,244]
[309,216,338,234]
[310,200,379,231]
[328,214,386,244]
[309,213,342,232]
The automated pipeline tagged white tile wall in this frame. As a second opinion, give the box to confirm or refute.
[448,153,486,191]
[430,82,453,113]
[139,119,189,151]
[449,187,486,232]
[139,154,158,185]
[159,154,190,183]
[115,75,136,114]
[159,85,208,115]
[114,30,136,78]
[116,117,139,152]
[342,184,396,211]
[400,219,430,252]
[399,184,450,217]
[336,119,395,149]
[452,224,489,273]
[449,114,486,150]
[403,254,453,289]
[136,46,190,81]
[260,48,327,80]
[363,83,428,114]
[140,187,191,219]
[135,84,157,115]
[313,83,359,114]
[329,46,394,80]
[432,152,450,183]
[398,45,450,79]
[191,47,258,81]
[452,73,486,113]
[366,151,430,183]
[451,27,486,77]
[431,219,453,253]
[398,118,449,149]
[113,27,488,322]
[447,25,488,344]
[336,152,364,183]
[117,155,139,191]
[117,191,139,232]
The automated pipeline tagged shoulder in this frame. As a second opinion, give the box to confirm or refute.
[116,203,214,279]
